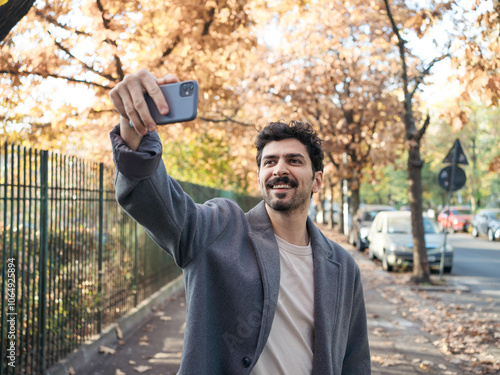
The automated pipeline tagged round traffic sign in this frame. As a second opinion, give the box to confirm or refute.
[438,165,466,191]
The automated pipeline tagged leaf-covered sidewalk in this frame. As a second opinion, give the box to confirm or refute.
[323,225,500,375]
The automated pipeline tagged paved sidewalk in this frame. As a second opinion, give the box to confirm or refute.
[80,227,499,375]
[79,292,186,375]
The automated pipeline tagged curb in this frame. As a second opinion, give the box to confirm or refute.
[45,275,185,375]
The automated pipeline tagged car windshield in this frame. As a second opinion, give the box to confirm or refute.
[387,217,440,234]
[452,208,472,215]
[488,212,500,220]
[362,211,380,221]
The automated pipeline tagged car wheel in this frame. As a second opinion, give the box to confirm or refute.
[488,228,495,241]
[472,226,478,237]
[382,251,393,272]
[356,236,363,252]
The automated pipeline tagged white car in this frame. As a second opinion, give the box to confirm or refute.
[367,211,453,273]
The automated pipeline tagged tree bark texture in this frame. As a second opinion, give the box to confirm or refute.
[408,142,430,283]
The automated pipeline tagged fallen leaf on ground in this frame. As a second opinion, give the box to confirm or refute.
[142,324,154,332]
[133,365,152,373]
[115,369,126,375]
[116,324,123,339]
[99,345,116,355]
[371,355,398,367]
[419,360,434,371]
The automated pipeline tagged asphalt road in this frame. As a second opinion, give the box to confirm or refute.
[447,232,500,296]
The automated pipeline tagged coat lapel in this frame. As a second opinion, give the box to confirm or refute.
[308,219,342,374]
[246,201,281,356]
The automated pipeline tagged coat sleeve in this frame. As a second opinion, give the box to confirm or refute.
[342,266,371,374]
[110,125,239,268]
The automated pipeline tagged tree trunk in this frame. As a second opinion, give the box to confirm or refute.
[0,0,36,42]
[383,0,433,284]
[408,144,430,283]
[328,183,335,230]
[350,176,361,217]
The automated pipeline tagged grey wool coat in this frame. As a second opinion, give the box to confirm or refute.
[110,125,371,375]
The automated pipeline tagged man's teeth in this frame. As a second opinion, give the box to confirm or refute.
[273,184,291,189]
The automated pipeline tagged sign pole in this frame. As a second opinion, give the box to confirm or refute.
[440,143,459,279]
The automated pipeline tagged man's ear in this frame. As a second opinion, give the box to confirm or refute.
[312,171,323,193]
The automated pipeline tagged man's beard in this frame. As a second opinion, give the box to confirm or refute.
[262,176,309,212]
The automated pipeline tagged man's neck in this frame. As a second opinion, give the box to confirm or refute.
[265,204,310,246]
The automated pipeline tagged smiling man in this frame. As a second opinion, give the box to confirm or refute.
[109,69,370,374]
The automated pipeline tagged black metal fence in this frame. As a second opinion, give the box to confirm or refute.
[0,143,261,375]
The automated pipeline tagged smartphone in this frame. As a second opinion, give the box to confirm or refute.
[145,80,199,125]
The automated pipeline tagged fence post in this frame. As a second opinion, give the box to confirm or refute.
[1,143,8,375]
[38,150,49,374]
[97,163,104,333]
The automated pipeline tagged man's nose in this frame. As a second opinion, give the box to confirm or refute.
[272,159,289,176]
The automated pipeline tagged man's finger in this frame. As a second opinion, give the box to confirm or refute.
[157,74,180,86]
[121,89,149,135]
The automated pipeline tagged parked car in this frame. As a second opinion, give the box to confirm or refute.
[436,206,473,233]
[349,204,396,251]
[367,211,453,273]
[471,208,500,241]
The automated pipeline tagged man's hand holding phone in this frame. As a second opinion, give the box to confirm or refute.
[109,69,198,150]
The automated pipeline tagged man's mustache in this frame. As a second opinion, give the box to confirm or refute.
[265,176,298,189]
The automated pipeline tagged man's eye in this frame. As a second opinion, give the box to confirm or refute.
[264,160,275,166]
[290,159,301,164]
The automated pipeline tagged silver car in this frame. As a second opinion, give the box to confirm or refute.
[349,204,396,251]
[471,208,500,241]
[367,211,453,273]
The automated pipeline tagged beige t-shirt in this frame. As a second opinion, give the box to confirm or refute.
[250,235,315,375]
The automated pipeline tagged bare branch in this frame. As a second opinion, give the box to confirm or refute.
[199,112,256,129]
[34,9,90,37]
[383,0,414,134]
[416,113,430,140]
[0,69,111,89]
[51,33,116,82]
[95,0,125,81]
[410,53,450,99]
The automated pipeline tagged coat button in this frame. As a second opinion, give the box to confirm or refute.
[242,357,251,368]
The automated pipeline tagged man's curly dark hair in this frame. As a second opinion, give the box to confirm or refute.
[255,120,324,174]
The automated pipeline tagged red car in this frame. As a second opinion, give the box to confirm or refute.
[437,206,473,233]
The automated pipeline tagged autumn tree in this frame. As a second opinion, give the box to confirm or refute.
[245,0,407,231]
[444,0,500,130]
[381,0,457,283]
[0,0,261,190]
